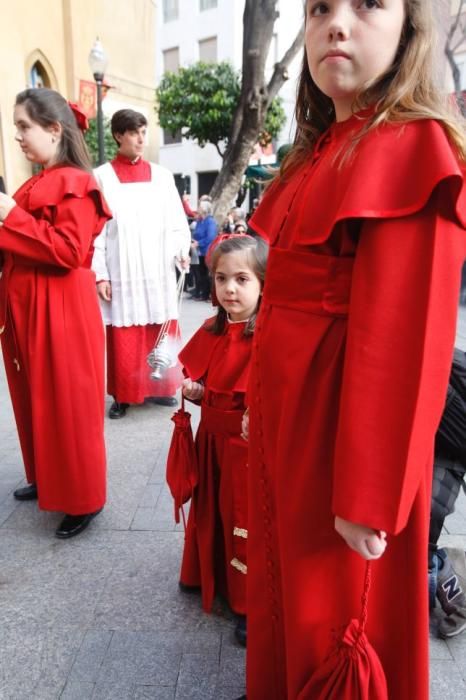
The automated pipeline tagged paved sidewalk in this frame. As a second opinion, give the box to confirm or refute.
[0,299,465,699]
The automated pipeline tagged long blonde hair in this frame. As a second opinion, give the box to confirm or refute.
[283,0,466,176]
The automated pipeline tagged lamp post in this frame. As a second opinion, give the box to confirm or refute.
[88,38,108,166]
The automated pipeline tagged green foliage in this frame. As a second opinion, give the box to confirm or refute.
[84,117,118,166]
[155,61,287,153]
[261,96,286,147]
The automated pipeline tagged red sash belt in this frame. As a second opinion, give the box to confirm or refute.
[201,403,244,436]
[263,247,354,317]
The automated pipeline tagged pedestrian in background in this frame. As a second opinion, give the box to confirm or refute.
[92,109,191,419]
[242,1,466,699]
[193,199,217,301]
[0,88,111,538]
[178,234,268,647]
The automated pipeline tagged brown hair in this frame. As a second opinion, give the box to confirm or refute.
[206,235,269,337]
[111,109,147,144]
[15,88,92,171]
[283,0,466,176]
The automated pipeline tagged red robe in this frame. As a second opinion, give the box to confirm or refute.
[0,166,111,514]
[246,117,466,699]
[102,154,181,403]
[178,319,251,615]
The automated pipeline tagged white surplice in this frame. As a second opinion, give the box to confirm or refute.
[92,162,191,327]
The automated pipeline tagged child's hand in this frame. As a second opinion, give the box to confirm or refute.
[182,378,204,401]
[0,192,16,222]
[335,516,387,560]
[241,408,249,441]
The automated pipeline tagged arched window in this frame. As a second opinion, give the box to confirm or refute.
[29,61,51,89]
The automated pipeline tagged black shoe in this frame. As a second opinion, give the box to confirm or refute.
[149,396,178,407]
[14,484,38,501]
[178,580,201,594]
[234,615,247,647]
[109,401,129,419]
[55,508,103,539]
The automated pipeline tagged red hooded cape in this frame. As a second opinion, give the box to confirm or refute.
[245,116,466,700]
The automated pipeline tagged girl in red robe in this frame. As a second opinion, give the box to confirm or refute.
[178,234,268,645]
[242,2,466,699]
[0,88,111,539]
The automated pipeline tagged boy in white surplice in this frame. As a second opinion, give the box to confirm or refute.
[92,109,191,419]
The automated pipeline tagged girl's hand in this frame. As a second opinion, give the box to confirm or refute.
[97,280,112,301]
[241,408,249,441]
[335,516,387,560]
[182,377,204,401]
[0,193,16,222]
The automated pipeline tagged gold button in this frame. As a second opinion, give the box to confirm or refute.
[0,325,4,334]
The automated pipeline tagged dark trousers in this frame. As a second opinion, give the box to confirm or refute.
[198,256,210,300]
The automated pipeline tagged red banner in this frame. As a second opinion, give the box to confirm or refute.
[78,80,97,119]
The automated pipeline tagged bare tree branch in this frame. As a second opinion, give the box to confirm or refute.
[267,25,305,103]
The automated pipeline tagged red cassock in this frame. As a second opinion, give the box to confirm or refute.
[246,116,466,700]
[178,319,251,615]
[0,166,112,514]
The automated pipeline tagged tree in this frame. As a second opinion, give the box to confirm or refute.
[156,61,286,160]
[208,0,304,221]
[445,0,466,117]
[84,117,118,166]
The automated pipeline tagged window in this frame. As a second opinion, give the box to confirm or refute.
[29,61,50,88]
[199,37,218,63]
[163,0,179,22]
[163,129,182,145]
[200,0,217,10]
[163,47,180,74]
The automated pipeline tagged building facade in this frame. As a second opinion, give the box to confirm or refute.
[0,0,157,193]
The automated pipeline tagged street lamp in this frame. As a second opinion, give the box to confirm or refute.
[88,38,108,166]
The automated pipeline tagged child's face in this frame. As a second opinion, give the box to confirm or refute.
[14,104,60,167]
[305,0,405,121]
[214,250,262,323]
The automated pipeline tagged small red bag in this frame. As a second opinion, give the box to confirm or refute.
[166,397,199,526]
[297,562,388,700]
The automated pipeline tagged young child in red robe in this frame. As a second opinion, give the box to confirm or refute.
[0,88,111,539]
[177,234,268,645]
[240,2,466,699]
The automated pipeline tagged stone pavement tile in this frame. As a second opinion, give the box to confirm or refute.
[0,498,18,527]
[131,484,185,532]
[430,633,453,660]
[0,474,22,501]
[95,632,183,686]
[174,653,219,699]
[130,506,180,532]
[1,501,62,532]
[134,687,175,699]
[92,682,135,699]
[430,659,466,699]
[219,642,246,688]
[0,625,84,700]
[61,681,95,699]
[0,535,114,627]
[68,631,114,683]
[139,482,164,508]
[447,632,466,675]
